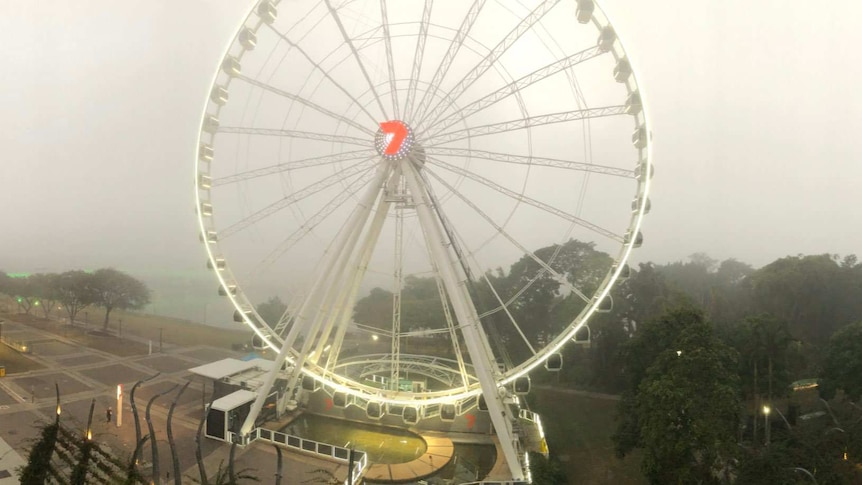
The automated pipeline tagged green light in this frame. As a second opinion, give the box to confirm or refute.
[16,297,23,303]
[34,301,40,306]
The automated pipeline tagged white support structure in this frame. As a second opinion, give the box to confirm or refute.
[240,162,391,436]
[401,157,525,481]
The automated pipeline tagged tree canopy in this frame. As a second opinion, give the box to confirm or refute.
[819,321,862,401]
[613,307,741,484]
[91,269,151,330]
[255,296,288,326]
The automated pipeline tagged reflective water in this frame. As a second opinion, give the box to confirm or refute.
[282,413,427,464]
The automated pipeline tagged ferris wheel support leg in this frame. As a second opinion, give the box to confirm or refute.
[239,162,391,437]
[401,159,525,481]
[317,197,393,370]
[286,169,401,399]
[311,172,399,365]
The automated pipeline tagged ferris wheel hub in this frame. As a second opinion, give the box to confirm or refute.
[375,120,416,161]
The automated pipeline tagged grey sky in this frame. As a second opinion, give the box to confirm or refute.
[2,0,861,288]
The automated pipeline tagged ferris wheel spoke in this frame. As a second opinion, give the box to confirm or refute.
[403,0,433,121]
[235,74,374,135]
[218,126,371,147]
[263,23,381,127]
[425,147,634,178]
[380,0,400,119]
[220,159,376,239]
[425,157,624,243]
[250,168,380,275]
[475,256,538,357]
[423,105,628,146]
[417,0,561,131]
[412,0,486,123]
[324,0,390,120]
[424,166,595,306]
[425,45,606,136]
[431,199,539,361]
[212,149,377,186]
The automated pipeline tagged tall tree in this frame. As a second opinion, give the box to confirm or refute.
[55,271,96,325]
[0,271,10,296]
[30,273,60,319]
[255,296,288,326]
[7,275,37,315]
[750,254,862,344]
[819,321,862,402]
[613,306,741,483]
[91,269,151,330]
[750,314,794,404]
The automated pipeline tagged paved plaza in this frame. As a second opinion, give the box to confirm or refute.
[0,318,351,484]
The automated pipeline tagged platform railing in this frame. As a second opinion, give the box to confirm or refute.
[234,427,368,485]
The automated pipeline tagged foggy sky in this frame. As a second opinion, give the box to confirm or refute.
[2,1,861,319]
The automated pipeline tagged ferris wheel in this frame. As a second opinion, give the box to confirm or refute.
[195,0,650,477]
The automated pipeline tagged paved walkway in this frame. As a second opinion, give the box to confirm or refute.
[0,436,25,485]
[0,317,346,484]
[365,435,454,483]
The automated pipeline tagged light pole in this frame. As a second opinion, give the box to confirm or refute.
[774,406,792,430]
[763,405,771,445]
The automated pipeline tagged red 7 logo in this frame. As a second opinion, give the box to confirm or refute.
[379,121,408,156]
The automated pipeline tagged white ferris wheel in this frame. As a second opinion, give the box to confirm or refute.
[194,0,651,478]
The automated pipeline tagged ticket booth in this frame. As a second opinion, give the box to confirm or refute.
[205,390,256,442]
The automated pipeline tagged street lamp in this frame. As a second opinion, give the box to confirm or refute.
[763,405,771,445]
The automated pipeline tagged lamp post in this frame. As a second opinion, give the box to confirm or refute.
[763,405,771,445]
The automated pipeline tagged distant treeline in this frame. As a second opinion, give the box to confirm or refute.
[0,268,150,330]
[352,241,862,393]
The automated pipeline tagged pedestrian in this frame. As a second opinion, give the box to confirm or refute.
[106,406,112,423]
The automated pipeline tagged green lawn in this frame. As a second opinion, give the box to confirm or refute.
[530,388,645,484]
[3,307,252,352]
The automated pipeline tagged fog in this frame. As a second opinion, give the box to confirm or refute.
[2,1,861,324]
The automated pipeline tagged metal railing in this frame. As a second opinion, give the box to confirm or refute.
[230,428,368,485]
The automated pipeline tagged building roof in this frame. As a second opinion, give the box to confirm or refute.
[188,357,274,380]
[212,389,258,411]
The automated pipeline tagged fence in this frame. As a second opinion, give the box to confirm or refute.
[229,427,368,485]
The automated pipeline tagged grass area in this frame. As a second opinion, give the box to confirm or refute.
[530,388,645,484]
[84,307,253,349]
[0,340,45,374]
[1,306,252,357]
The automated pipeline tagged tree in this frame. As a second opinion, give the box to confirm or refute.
[91,269,151,330]
[527,452,568,484]
[750,254,862,345]
[7,275,37,315]
[55,271,97,324]
[820,321,862,402]
[0,271,10,296]
[255,296,288,326]
[613,306,741,483]
[30,273,60,319]
[751,314,795,404]
[353,287,394,330]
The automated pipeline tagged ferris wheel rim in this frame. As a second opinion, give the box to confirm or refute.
[194,0,653,406]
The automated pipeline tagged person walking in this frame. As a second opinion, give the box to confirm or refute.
[106,406,112,423]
